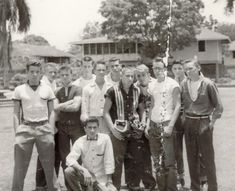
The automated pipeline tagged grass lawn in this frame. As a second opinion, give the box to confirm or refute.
[0,87,234,191]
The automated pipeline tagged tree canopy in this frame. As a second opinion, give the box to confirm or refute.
[99,0,204,59]
[21,34,50,46]
[82,21,102,39]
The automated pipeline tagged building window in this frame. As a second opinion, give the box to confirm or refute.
[117,43,123,54]
[84,44,89,55]
[233,51,235,58]
[130,42,136,53]
[97,44,102,54]
[90,44,96,54]
[123,43,130,54]
[137,43,143,54]
[103,43,109,54]
[198,41,205,52]
[110,43,116,54]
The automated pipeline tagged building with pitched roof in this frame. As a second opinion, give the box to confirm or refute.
[71,28,231,77]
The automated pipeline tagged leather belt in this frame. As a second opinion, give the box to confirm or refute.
[23,120,48,126]
[185,114,210,120]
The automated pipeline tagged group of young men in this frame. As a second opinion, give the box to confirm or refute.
[12,55,223,191]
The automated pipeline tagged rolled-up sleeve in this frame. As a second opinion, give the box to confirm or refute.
[66,139,82,167]
[12,87,21,101]
[103,136,115,175]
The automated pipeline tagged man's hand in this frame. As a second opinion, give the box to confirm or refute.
[164,125,173,137]
[144,125,150,139]
[80,114,89,123]
[209,119,216,130]
[106,182,117,191]
[83,169,92,186]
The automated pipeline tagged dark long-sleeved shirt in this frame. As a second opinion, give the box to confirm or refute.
[181,77,223,119]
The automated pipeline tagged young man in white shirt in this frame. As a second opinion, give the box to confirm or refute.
[41,62,58,92]
[81,61,112,134]
[105,58,122,86]
[73,56,96,88]
[12,61,58,191]
[146,57,181,191]
[65,117,116,191]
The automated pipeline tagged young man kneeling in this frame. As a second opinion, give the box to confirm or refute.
[65,117,116,191]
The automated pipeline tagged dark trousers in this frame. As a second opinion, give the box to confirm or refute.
[184,118,217,191]
[124,136,156,190]
[148,121,177,191]
[36,132,61,188]
[173,115,184,177]
[58,124,85,189]
[110,134,128,190]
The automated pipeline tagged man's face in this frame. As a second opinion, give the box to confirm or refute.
[171,64,184,78]
[110,60,121,74]
[46,66,57,81]
[85,121,99,139]
[27,66,42,84]
[82,61,93,76]
[152,61,166,78]
[59,70,72,86]
[122,69,134,87]
[95,64,106,79]
[184,62,200,80]
[136,71,149,86]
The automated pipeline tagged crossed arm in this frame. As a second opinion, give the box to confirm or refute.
[54,96,82,113]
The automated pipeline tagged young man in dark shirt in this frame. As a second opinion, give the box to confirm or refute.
[103,67,144,190]
[54,65,84,189]
[181,59,223,191]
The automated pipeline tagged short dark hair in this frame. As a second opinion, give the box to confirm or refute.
[81,56,94,65]
[94,60,106,70]
[58,65,72,73]
[172,59,183,66]
[152,57,166,68]
[183,59,201,69]
[71,59,82,67]
[109,57,120,63]
[84,117,99,127]
[26,61,42,71]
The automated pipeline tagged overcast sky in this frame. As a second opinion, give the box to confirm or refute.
[12,0,235,50]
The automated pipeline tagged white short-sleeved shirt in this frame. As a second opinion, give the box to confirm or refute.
[81,81,113,118]
[41,75,58,92]
[72,75,96,89]
[148,77,179,123]
[12,83,55,122]
[104,73,120,86]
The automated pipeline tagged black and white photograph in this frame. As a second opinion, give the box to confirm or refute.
[0,0,234,191]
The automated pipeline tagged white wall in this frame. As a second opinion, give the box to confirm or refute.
[171,41,223,64]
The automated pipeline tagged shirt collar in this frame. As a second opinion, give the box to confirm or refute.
[86,134,98,141]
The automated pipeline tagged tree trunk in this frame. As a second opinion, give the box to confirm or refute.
[0,0,10,88]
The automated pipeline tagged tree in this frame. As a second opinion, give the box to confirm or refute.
[217,22,235,41]
[99,0,204,59]
[82,21,102,39]
[0,0,30,88]
[225,0,234,12]
[22,34,50,46]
